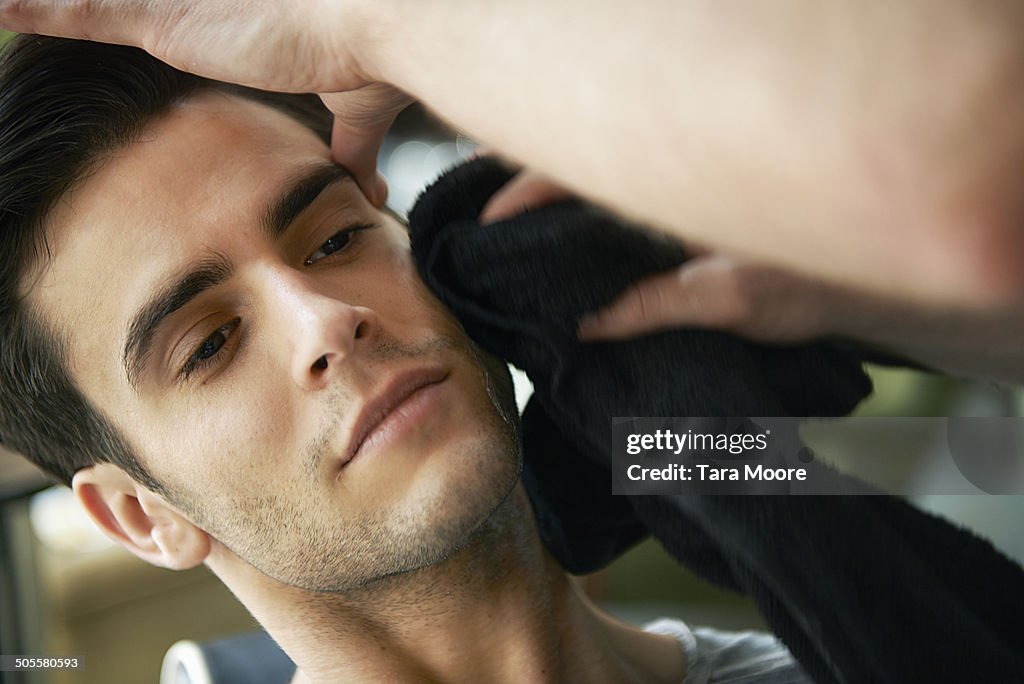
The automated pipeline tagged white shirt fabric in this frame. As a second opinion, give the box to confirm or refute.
[644,619,813,684]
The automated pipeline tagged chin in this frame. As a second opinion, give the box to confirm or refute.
[367,346,524,576]
[280,416,523,595]
[403,446,521,561]
[363,430,523,581]
[244,345,524,594]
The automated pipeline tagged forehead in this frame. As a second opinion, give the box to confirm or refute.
[27,91,332,390]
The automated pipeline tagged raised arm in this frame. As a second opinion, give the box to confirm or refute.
[4,0,1024,306]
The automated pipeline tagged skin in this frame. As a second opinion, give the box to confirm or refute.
[6,1,1024,388]
[482,171,1024,384]
[24,92,685,683]
[3,0,1024,306]
[576,251,1024,384]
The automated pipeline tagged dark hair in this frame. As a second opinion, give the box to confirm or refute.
[0,35,332,491]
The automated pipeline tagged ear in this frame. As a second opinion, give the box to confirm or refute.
[72,463,210,570]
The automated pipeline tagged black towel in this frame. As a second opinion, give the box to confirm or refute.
[407,158,1024,684]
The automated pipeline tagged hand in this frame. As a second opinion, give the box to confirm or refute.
[476,167,836,344]
[0,0,411,205]
[479,168,572,225]
[322,85,413,207]
[577,249,1024,384]
[573,245,1024,383]
[475,165,840,345]
[577,254,840,344]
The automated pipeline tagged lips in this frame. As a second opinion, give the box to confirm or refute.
[341,367,449,467]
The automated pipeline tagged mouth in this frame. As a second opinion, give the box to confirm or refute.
[342,367,450,468]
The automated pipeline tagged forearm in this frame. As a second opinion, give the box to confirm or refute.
[362,0,1024,306]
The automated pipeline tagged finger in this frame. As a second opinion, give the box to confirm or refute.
[0,1,331,92]
[577,258,741,340]
[480,172,573,224]
[323,85,411,207]
[330,115,391,206]
[0,0,163,45]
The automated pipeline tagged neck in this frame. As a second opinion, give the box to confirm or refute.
[207,483,684,683]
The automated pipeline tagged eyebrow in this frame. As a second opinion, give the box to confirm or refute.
[261,163,354,240]
[122,254,233,390]
[122,162,353,390]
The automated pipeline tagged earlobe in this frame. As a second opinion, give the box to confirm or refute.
[141,491,212,571]
[72,464,210,570]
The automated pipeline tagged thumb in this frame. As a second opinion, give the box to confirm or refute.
[577,257,741,340]
[322,84,412,206]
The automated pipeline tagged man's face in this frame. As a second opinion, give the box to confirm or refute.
[29,92,521,591]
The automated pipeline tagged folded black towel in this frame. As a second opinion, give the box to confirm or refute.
[408,158,1024,684]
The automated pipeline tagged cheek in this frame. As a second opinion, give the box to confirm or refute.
[367,240,465,336]
[140,382,296,492]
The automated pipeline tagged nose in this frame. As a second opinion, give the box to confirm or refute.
[263,270,378,391]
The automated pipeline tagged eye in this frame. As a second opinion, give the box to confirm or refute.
[304,222,377,265]
[179,318,241,381]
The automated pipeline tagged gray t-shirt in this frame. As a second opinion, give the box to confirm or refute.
[644,619,812,684]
